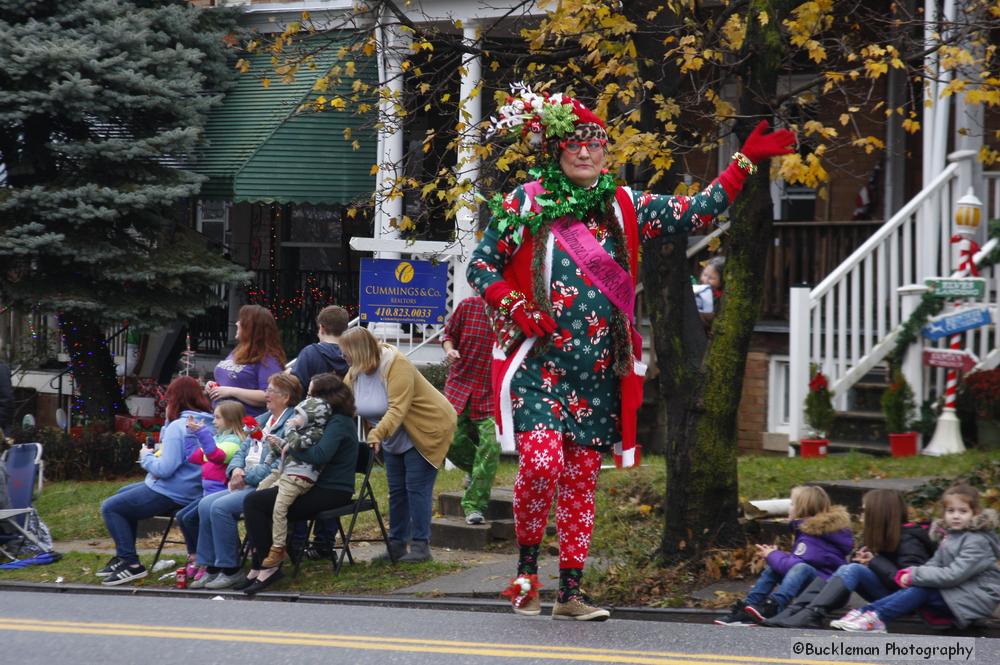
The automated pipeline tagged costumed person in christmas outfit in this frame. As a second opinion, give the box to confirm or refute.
[469,85,796,621]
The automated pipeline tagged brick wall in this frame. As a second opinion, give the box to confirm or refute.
[737,351,769,451]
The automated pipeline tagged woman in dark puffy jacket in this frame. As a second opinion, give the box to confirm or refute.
[765,489,935,628]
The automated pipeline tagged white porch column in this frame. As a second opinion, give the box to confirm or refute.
[898,285,927,444]
[451,24,483,305]
[787,285,812,455]
[917,0,940,281]
[373,20,409,262]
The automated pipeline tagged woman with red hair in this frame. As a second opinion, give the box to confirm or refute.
[97,376,213,586]
[208,305,286,418]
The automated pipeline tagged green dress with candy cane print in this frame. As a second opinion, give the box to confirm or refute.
[468,173,735,451]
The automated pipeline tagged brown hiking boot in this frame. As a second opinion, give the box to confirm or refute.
[261,546,287,568]
[552,595,610,621]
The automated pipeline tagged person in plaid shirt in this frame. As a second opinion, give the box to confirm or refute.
[441,296,499,525]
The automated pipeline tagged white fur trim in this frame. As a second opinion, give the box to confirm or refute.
[619,447,635,468]
[495,223,555,453]
[496,338,535,453]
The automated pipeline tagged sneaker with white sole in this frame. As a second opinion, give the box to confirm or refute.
[832,609,886,633]
[189,570,217,590]
[465,511,485,525]
[743,598,780,624]
[95,556,125,578]
[552,595,610,621]
[205,571,246,590]
[101,563,147,586]
[714,600,754,626]
[828,608,864,630]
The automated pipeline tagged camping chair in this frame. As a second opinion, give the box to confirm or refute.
[294,441,392,576]
[149,508,185,570]
[0,442,50,559]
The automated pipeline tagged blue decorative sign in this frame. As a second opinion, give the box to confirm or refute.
[359,258,448,325]
[921,307,992,341]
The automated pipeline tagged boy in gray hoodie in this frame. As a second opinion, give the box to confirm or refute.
[257,396,332,567]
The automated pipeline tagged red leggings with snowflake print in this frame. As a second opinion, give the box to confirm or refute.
[513,430,602,569]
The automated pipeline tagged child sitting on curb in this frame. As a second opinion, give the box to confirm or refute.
[715,485,853,626]
[831,483,1000,633]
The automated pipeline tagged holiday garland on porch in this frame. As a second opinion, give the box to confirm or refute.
[887,218,1000,370]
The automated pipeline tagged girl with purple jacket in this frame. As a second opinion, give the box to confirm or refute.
[716,485,853,626]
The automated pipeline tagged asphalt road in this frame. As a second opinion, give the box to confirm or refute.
[0,590,994,665]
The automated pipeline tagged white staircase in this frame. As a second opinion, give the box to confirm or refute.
[787,151,1000,445]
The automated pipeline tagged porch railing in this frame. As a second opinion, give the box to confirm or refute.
[762,220,882,319]
[788,150,1000,443]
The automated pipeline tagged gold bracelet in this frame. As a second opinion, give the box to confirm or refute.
[732,151,757,175]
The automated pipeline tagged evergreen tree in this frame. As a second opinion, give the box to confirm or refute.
[0,0,247,423]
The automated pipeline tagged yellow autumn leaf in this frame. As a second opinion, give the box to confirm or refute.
[720,14,746,51]
[369,164,379,176]
[261,78,271,88]
[345,62,356,77]
[235,58,250,74]
[803,120,837,139]
[758,10,769,26]
[839,113,850,126]
[707,235,722,252]
[329,97,346,109]
[301,10,310,21]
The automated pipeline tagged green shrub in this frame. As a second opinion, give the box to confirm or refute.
[418,362,449,392]
[881,369,916,434]
[9,427,141,481]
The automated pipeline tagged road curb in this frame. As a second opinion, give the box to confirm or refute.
[1,580,997,637]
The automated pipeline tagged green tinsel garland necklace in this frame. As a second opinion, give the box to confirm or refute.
[486,162,619,242]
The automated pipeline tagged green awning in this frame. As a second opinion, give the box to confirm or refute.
[196,35,376,204]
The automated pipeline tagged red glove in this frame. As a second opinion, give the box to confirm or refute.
[484,282,557,338]
[739,120,797,164]
[510,302,557,337]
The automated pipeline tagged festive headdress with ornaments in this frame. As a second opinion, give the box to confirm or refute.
[488,83,607,153]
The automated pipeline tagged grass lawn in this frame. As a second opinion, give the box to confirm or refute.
[0,551,463,594]
[11,449,998,604]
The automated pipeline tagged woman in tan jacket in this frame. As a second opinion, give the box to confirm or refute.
[340,327,457,562]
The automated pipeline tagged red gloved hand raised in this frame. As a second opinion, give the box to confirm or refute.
[739,119,797,164]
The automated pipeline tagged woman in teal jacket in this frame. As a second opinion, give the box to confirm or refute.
[191,372,301,590]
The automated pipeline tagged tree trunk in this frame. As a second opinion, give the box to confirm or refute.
[58,313,127,426]
[649,0,791,561]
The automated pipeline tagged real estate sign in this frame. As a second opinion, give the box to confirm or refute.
[359,258,448,325]
[924,277,986,300]
[920,307,992,341]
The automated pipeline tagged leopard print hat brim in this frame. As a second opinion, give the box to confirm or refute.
[545,122,609,157]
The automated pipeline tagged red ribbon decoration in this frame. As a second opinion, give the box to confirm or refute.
[950,234,981,276]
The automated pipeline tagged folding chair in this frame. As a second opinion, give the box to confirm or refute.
[0,443,50,559]
[295,441,392,576]
[149,509,184,570]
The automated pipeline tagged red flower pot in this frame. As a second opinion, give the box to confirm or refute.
[888,432,918,457]
[799,438,828,458]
